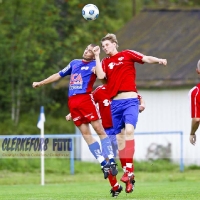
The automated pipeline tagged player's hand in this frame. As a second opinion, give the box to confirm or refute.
[139,105,145,113]
[66,113,72,121]
[91,67,96,74]
[189,134,196,145]
[159,59,167,66]
[32,82,42,88]
[92,46,100,56]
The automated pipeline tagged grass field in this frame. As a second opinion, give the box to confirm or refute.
[0,170,200,200]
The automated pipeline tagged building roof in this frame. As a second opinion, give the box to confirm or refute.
[116,9,200,89]
[54,9,200,90]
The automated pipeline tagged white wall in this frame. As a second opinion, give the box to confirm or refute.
[79,89,200,166]
[136,89,199,166]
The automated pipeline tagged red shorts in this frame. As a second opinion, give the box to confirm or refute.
[68,94,100,126]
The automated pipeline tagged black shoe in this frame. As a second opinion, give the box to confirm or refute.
[110,185,123,197]
[132,179,135,192]
[110,162,118,176]
[102,162,110,179]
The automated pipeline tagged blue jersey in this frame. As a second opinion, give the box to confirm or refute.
[59,59,96,97]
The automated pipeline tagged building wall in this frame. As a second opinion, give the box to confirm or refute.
[79,89,200,166]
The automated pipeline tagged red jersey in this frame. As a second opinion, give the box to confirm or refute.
[102,50,144,99]
[189,83,200,118]
[92,85,113,129]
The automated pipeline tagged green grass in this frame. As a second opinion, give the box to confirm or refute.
[0,173,199,200]
[0,170,200,199]
[0,160,200,199]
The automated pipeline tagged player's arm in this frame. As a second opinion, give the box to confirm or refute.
[139,97,145,113]
[142,56,167,66]
[92,46,106,79]
[189,118,199,145]
[32,73,61,88]
[92,67,107,83]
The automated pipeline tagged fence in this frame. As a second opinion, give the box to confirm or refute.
[0,131,184,178]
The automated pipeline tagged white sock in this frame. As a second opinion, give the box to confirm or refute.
[126,163,133,168]
[97,155,105,164]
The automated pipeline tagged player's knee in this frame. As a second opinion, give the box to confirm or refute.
[194,118,200,123]
[93,125,105,135]
[125,124,135,135]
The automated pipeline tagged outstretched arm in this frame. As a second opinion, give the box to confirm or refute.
[32,73,61,88]
[142,56,167,66]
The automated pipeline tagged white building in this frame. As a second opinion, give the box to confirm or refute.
[78,88,199,167]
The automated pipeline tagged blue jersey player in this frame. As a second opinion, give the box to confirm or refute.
[32,44,118,180]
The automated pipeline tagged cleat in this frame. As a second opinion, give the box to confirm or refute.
[120,172,129,183]
[102,162,110,179]
[110,162,118,176]
[131,179,136,191]
[110,185,123,198]
[125,174,135,193]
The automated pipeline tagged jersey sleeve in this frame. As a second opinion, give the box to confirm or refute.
[126,50,144,64]
[59,60,74,77]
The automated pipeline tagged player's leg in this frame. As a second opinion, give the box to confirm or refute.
[68,95,110,179]
[78,94,118,176]
[122,124,135,193]
[91,120,118,177]
[77,123,110,179]
[122,98,139,193]
[105,128,123,197]
[117,129,126,172]
[111,98,138,193]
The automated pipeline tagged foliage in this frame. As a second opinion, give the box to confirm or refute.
[0,113,75,134]
[0,0,133,133]
[1,0,199,133]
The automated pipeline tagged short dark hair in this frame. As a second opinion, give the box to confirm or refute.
[90,43,97,48]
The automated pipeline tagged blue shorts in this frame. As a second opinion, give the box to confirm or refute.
[102,127,118,158]
[111,98,139,134]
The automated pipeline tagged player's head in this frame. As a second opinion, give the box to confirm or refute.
[101,33,119,55]
[82,44,96,61]
[196,60,200,74]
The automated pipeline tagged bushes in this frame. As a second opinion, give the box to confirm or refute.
[0,114,75,135]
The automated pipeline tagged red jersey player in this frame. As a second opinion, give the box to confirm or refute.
[92,85,145,197]
[32,44,118,180]
[93,33,167,193]
[188,60,200,145]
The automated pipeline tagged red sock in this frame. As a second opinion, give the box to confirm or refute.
[125,139,135,173]
[118,148,126,169]
[108,172,118,190]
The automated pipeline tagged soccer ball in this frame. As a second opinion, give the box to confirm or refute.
[82,4,99,21]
